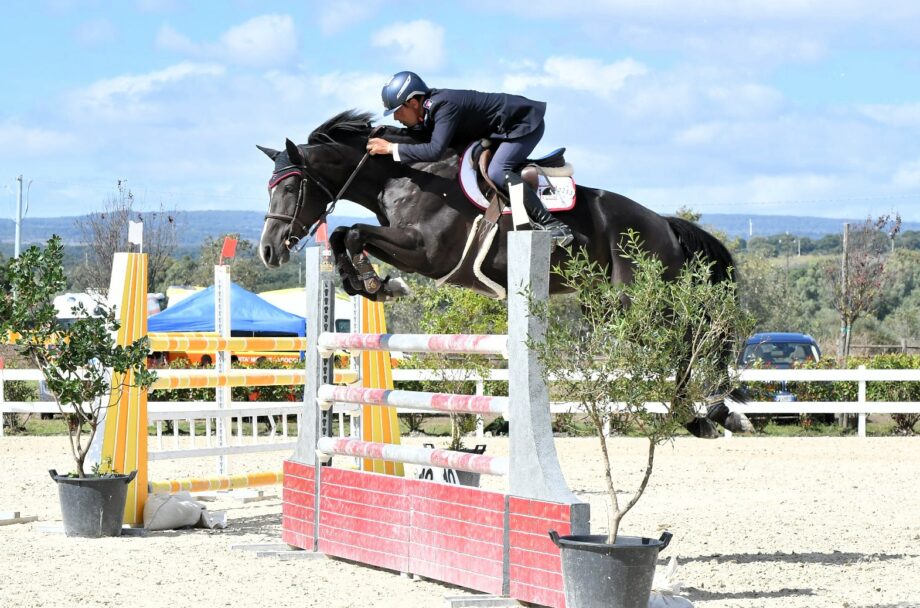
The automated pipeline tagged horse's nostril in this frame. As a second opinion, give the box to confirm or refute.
[262,245,273,263]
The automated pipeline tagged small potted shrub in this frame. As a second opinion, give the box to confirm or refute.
[0,236,155,537]
[530,232,752,608]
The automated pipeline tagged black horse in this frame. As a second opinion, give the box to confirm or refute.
[257,110,749,437]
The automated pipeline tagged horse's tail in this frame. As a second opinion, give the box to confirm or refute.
[664,216,735,284]
[665,216,753,435]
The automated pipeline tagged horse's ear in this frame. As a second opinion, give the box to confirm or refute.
[285,138,304,165]
[256,145,280,161]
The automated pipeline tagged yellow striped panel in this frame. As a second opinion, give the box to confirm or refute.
[100,253,148,526]
[360,297,403,476]
[150,368,357,390]
[148,334,308,352]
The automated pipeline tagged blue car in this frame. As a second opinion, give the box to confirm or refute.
[739,332,822,404]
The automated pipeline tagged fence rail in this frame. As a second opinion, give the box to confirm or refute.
[4,366,919,439]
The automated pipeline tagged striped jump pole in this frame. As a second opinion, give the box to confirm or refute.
[317,333,508,357]
[316,385,508,415]
[316,437,508,476]
[149,470,283,495]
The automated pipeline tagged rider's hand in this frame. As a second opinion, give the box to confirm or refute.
[366,138,392,155]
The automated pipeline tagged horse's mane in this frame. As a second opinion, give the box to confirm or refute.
[307,109,429,147]
[308,110,374,145]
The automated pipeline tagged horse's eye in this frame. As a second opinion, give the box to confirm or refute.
[284,184,296,193]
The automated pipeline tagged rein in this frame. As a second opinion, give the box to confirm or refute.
[265,127,382,251]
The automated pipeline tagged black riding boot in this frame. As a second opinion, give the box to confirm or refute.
[505,173,573,247]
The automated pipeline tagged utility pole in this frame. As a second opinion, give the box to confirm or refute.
[15,175,23,258]
[839,222,850,361]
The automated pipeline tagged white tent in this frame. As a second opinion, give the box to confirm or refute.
[259,288,354,332]
[53,292,106,320]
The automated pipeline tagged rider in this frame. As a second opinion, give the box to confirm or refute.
[367,70,573,247]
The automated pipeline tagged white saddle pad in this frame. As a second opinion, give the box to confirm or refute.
[458,144,576,214]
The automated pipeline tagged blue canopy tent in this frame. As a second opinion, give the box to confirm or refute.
[148,283,306,337]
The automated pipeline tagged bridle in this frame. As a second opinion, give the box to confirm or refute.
[264,127,381,251]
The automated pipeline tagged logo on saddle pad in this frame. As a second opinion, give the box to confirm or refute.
[458,144,576,214]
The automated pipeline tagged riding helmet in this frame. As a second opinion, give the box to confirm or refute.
[381,71,429,116]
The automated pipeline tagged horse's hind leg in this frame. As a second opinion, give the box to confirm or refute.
[705,395,754,433]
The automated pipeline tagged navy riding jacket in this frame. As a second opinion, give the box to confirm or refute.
[395,88,546,164]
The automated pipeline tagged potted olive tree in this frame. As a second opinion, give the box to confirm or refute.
[530,232,752,608]
[0,236,155,537]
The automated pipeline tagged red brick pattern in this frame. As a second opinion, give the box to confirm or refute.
[507,497,573,608]
[283,460,575,606]
[281,460,315,549]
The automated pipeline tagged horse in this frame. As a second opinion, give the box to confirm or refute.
[256,110,750,437]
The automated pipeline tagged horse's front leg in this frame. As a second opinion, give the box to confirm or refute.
[343,224,427,300]
[329,227,367,296]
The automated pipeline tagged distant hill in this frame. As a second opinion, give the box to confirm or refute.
[698,213,918,239]
[1,210,917,253]
[0,211,372,251]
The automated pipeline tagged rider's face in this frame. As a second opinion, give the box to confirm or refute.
[393,98,421,128]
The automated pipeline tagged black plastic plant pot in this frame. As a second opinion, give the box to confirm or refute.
[49,469,137,538]
[454,444,487,488]
[549,530,672,608]
[422,443,487,488]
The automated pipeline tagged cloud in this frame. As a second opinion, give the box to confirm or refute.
[504,56,648,97]
[625,172,846,217]
[319,1,379,35]
[156,14,298,68]
[0,122,76,159]
[155,25,197,55]
[71,62,225,115]
[220,15,297,66]
[73,18,117,47]
[259,68,387,113]
[859,103,920,130]
[475,1,920,67]
[312,72,390,112]
[478,0,920,24]
[893,159,920,188]
[371,20,445,71]
[135,0,179,12]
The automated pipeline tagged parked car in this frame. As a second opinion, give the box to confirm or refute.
[738,332,830,423]
[739,332,821,376]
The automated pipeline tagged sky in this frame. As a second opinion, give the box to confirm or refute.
[2,0,920,224]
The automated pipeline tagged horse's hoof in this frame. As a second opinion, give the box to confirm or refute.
[686,417,720,439]
[725,412,754,433]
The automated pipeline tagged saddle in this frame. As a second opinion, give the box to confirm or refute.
[439,142,577,300]
[459,140,577,213]
[472,139,573,195]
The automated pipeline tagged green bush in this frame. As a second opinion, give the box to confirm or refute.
[742,354,920,434]
[2,379,39,434]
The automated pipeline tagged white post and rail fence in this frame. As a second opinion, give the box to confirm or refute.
[4,364,920,440]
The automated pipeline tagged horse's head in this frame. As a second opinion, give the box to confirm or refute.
[258,110,378,268]
[257,138,334,267]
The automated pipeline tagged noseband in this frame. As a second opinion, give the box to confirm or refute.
[264,127,381,251]
[265,165,336,251]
